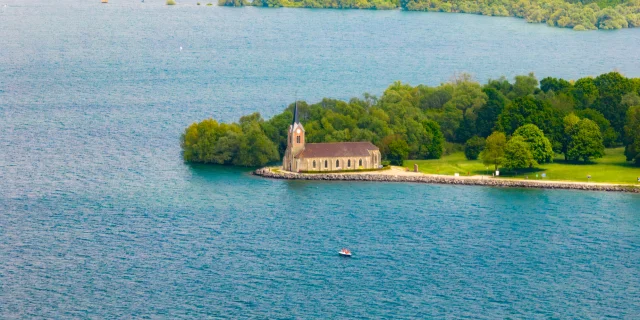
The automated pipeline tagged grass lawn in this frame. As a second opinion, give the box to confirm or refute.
[404,148,640,185]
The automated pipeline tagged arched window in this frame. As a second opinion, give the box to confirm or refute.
[359,159,362,167]
[336,159,340,167]
[325,160,328,168]
[296,136,300,143]
[313,160,316,168]
[348,159,351,167]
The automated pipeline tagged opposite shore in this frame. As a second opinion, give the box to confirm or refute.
[253,166,640,193]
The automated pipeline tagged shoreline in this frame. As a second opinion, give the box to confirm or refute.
[253,167,640,193]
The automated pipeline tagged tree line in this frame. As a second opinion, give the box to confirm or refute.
[219,0,640,30]
[181,71,640,167]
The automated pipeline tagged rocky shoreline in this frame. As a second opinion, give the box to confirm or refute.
[253,168,640,193]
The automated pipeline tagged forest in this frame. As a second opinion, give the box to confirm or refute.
[181,71,640,168]
[218,0,640,30]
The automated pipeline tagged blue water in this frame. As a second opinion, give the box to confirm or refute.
[1,1,640,318]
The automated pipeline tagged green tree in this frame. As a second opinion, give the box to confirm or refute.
[540,76,572,93]
[475,88,508,137]
[481,131,507,171]
[624,106,640,165]
[566,118,605,162]
[571,77,599,109]
[504,136,538,170]
[497,96,563,150]
[509,73,538,99]
[576,108,618,147]
[464,136,486,160]
[513,124,554,163]
[233,121,280,166]
[593,71,634,140]
[382,135,410,165]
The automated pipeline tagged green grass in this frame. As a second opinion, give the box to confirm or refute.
[404,148,640,185]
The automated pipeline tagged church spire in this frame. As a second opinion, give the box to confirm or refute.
[292,101,300,126]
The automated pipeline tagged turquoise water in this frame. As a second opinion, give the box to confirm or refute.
[1,1,640,318]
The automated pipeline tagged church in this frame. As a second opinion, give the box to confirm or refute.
[282,104,382,173]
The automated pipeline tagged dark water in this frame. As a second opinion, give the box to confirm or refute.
[1,1,640,318]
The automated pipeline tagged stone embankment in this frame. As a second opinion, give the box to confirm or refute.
[253,168,640,193]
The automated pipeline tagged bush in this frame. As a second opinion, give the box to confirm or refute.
[166,0,176,4]
[464,136,486,160]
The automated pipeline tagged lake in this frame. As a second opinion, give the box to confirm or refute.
[1,1,639,318]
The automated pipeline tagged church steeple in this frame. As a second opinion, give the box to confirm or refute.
[286,101,305,161]
[292,101,300,126]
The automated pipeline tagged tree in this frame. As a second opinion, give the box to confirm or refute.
[475,88,508,138]
[423,120,445,159]
[497,96,563,150]
[540,77,571,93]
[624,106,640,165]
[481,132,507,171]
[566,118,605,162]
[233,121,280,166]
[504,136,537,170]
[576,108,618,147]
[509,73,538,99]
[512,124,554,163]
[383,135,409,165]
[464,136,485,160]
[571,77,598,109]
[593,72,634,140]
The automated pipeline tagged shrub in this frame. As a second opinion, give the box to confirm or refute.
[166,0,176,4]
[464,136,486,160]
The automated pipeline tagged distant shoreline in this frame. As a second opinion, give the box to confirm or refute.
[219,1,640,31]
[254,167,640,193]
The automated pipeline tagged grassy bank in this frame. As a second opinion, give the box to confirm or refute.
[404,148,640,185]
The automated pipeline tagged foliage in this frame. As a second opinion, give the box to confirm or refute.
[384,135,410,165]
[504,136,538,170]
[183,72,640,167]
[576,108,618,147]
[181,116,279,166]
[225,0,640,30]
[624,106,640,165]
[497,96,563,151]
[218,0,247,5]
[464,136,486,160]
[481,131,507,170]
[513,124,554,163]
[592,71,635,139]
[166,0,176,4]
[475,88,508,138]
[566,118,606,161]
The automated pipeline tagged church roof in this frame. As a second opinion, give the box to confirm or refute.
[296,142,378,158]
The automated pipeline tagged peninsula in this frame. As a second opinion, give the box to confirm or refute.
[181,71,640,187]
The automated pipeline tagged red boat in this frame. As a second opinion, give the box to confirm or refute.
[339,248,352,257]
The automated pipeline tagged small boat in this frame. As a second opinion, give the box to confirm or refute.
[338,248,352,257]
